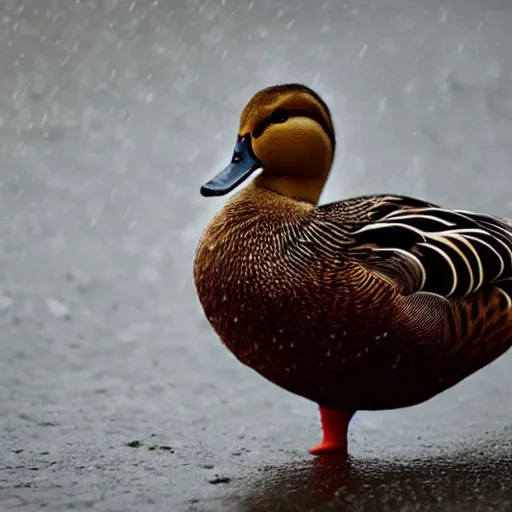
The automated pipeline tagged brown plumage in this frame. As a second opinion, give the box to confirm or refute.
[194,83,512,455]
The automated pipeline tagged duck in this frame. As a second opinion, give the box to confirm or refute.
[193,83,512,455]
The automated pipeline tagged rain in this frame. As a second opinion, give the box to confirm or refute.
[0,0,512,510]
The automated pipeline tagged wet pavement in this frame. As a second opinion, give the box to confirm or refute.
[1,0,512,510]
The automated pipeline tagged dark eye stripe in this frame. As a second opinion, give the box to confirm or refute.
[253,118,271,139]
[252,109,335,152]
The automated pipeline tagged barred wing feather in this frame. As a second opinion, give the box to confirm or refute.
[351,207,512,302]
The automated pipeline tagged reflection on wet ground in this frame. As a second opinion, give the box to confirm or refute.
[225,431,512,511]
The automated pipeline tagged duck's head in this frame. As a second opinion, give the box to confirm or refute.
[201,83,336,204]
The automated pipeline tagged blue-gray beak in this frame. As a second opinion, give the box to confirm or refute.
[200,135,261,197]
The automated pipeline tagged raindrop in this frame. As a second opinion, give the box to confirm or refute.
[0,296,13,313]
[45,298,71,320]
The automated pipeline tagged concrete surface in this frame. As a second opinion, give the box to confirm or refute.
[1,0,512,510]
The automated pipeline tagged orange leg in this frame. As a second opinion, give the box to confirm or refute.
[309,406,355,455]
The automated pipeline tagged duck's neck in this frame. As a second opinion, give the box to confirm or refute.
[253,174,326,206]
[220,181,315,229]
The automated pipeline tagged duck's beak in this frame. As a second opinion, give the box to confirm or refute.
[200,135,261,197]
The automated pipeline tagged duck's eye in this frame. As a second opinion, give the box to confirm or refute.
[270,108,289,124]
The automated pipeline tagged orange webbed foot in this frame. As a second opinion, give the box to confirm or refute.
[309,406,354,456]
[309,439,348,455]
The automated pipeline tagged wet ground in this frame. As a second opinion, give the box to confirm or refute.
[1,0,512,510]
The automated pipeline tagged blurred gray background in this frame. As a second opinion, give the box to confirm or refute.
[1,0,512,511]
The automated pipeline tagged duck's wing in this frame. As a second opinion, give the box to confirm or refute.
[315,194,512,301]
